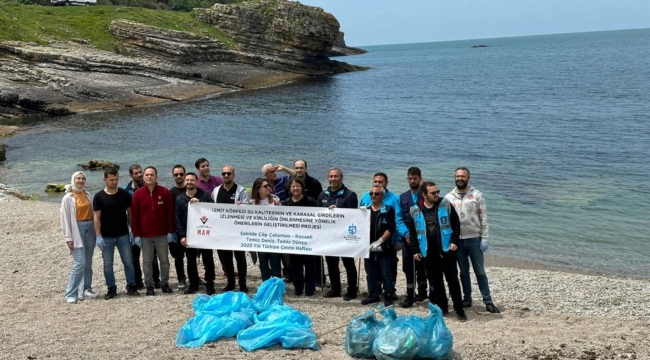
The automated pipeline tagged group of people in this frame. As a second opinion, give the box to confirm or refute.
[60,158,500,322]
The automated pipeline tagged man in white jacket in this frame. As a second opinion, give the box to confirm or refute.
[444,167,500,314]
[212,165,250,292]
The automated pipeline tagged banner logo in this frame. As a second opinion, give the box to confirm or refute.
[200,215,208,224]
[348,224,357,235]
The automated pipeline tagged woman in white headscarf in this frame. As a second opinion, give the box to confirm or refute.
[60,171,97,303]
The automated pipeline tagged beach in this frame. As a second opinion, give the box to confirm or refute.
[1,198,648,360]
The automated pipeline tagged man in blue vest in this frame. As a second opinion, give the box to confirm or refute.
[359,172,407,300]
[408,181,467,322]
[398,167,428,308]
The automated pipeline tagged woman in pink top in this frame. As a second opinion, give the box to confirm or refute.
[249,178,281,280]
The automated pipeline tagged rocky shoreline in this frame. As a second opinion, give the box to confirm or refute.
[0,0,367,120]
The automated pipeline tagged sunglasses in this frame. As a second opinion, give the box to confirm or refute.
[369,192,383,197]
[261,184,270,188]
[429,190,441,195]
[222,172,232,176]
[173,173,185,177]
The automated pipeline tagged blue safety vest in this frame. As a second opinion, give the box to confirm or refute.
[410,200,453,257]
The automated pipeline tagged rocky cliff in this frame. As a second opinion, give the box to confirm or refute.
[0,0,366,119]
[330,31,367,57]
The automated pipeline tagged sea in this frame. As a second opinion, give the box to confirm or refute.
[1,28,649,279]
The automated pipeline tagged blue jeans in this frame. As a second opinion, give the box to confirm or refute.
[364,253,394,298]
[102,234,136,287]
[64,220,95,299]
[456,237,492,304]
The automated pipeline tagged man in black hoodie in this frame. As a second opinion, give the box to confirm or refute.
[175,172,216,295]
[408,181,467,322]
[317,168,359,300]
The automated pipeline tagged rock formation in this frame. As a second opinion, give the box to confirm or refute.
[0,0,366,119]
[77,159,119,170]
[329,31,367,57]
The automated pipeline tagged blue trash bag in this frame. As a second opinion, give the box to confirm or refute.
[255,305,313,327]
[252,277,286,311]
[192,292,257,316]
[416,303,453,360]
[176,311,253,348]
[372,315,427,360]
[237,321,319,351]
[345,308,389,358]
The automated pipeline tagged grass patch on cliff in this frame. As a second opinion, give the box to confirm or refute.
[0,5,233,51]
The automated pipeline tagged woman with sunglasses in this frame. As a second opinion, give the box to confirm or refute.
[282,178,318,296]
[60,171,98,303]
[249,177,282,281]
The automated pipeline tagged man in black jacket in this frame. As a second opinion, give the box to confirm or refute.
[318,168,359,300]
[175,172,216,295]
[409,182,467,322]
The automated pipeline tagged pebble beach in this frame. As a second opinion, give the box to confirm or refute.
[0,196,648,360]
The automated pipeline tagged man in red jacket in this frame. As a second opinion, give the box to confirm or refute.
[131,166,176,296]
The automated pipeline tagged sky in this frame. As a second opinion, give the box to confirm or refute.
[296,0,650,46]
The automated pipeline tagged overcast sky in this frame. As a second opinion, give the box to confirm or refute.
[297,0,650,46]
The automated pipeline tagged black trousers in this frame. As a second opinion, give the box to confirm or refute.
[423,251,463,313]
[291,254,316,295]
[187,248,215,286]
[132,245,159,285]
[217,249,247,288]
[169,242,186,281]
[325,256,358,294]
[402,244,428,298]
[313,256,327,286]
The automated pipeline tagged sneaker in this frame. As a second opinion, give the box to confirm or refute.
[391,293,399,301]
[343,292,357,301]
[384,297,394,307]
[462,299,472,308]
[486,303,501,314]
[82,289,98,299]
[206,283,215,295]
[457,310,468,322]
[221,284,235,292]
[305,292,315,297]
[184,285,198,295]
[126,285,139,296]
[177,279,186,290]
[294,290,303,296]
[154,280,161,289]
[146,286,155,296]
[136,282,145,290]
[65,297,77,304]
[161,283,173,294]
[399,298,414,308]
[239,286,249,294]
[415,292,428,302]
[360,296,380,305]
[323,290,341,298]
[104,286,117,300]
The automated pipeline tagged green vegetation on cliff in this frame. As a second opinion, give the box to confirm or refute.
[0,5,232,51]
[1,0,241,12]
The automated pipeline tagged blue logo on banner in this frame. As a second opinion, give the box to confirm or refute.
[348,224,357,235]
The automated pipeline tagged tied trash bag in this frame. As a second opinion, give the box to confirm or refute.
[176,292,257,348]
[255,305,313,327]
[372,315,426,360]
[345,306,394,358]
[176,311,252,348]
[417,303,453,360]
[252,277,286,311]
[237,306,318,352]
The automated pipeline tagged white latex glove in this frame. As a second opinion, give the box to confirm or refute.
[369,239,384,252]
[480,239,489,253]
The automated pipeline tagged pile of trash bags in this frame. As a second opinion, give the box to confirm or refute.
[176,277,319,351]
[345,303,453,359]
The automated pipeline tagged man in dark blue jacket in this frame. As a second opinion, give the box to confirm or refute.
[399,167,428,307]
[317,168,359,301]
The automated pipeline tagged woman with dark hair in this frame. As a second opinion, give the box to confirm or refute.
[249,177,282,280]
[282,178,318,296]
[60,171,97,303]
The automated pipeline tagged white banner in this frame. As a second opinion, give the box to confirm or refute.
[186,203,370,258]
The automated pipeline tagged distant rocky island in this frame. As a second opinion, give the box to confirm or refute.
[0,0,367,119]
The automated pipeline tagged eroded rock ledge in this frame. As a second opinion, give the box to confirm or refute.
[0,0,366,119]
